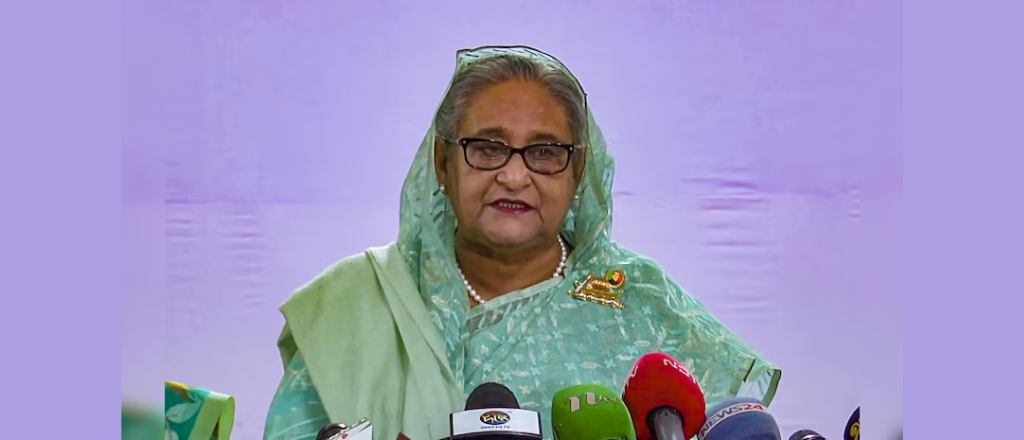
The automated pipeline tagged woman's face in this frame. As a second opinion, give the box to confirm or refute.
[435,79,578,252]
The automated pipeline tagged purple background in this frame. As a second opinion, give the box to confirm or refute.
[121,1,902,439]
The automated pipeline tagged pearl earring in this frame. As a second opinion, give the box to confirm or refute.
[439,184,446,193]
[574,193,579,200]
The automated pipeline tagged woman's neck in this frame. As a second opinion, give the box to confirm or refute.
[454,233,563,303]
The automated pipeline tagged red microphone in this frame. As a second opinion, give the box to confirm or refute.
[621,352,707,440]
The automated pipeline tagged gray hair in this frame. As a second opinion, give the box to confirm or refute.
[434,54,588,148]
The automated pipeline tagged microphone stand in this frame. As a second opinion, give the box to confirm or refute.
[648,407,687,440]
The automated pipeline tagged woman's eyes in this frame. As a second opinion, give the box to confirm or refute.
[479,146,506,156]
[529,147,559,159]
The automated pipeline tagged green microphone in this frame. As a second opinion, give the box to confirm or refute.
[550,384,637,440]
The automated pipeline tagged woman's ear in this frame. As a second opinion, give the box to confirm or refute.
[434,134,449,189]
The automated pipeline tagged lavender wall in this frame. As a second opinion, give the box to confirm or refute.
[122,1,901,439]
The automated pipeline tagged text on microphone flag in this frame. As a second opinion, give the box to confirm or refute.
[698,401,770,440]
[565,391,622,412]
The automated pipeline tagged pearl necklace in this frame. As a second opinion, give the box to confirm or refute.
[457,236,567,305]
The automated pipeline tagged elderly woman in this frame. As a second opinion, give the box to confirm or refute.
[263,46,780,440]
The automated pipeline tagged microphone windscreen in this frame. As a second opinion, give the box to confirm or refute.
[844,407,859,440]
[788,429,826,440]
[698,397,780,440]
[550,384,636,440]
[465,382,520,410]
[316,423,347,440]
[622,352,707,440]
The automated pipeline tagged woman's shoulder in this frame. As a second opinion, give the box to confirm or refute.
[276,242,403,362]
[281,243,397,309]
[602,243,782,405]
[601,242,712,309]
[604,242,678,288]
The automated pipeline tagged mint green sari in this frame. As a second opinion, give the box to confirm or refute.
[263,46,780,440]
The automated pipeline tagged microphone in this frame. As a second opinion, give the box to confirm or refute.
[316,418,373,440]
[317,423,348,440]
[621,352,707,440]
[449,382,542,440]
[698,397,780,440]
[466,382,521,410]
[844,407,859,440]
[788,429,827,440]
[550,384,636,440]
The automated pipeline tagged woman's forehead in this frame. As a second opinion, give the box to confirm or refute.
[459,81,571,140]
[465,127,566,144]
[454,46,583,94]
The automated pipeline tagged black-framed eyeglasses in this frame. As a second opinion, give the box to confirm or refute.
[451,138,577,175]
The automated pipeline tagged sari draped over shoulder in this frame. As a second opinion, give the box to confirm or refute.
[263,46,781,440]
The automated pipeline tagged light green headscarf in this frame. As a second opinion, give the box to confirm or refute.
[265,46,780,440]
[397,46,617,385]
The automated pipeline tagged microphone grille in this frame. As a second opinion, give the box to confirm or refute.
[316,423,348,440]
[788,429,826,440]
[465,382,520,410]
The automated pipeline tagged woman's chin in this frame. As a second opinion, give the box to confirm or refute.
[480,229,542,249]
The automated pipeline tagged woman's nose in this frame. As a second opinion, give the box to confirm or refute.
[496,153,531,189]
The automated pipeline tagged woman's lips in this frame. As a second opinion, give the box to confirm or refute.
[490,201,533,214]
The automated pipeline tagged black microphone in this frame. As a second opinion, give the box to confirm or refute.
[317,423,347,440]
[449,382,542,440]
[844,407,859,440]
[788,429,827,440]
[466,383,520,410]
[316,419,372,440]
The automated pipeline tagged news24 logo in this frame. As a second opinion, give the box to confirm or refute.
[480,411,511,426]
[697,402,769,440]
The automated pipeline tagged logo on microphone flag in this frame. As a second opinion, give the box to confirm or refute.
[450,408,543,439]
[480,411,511,426]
